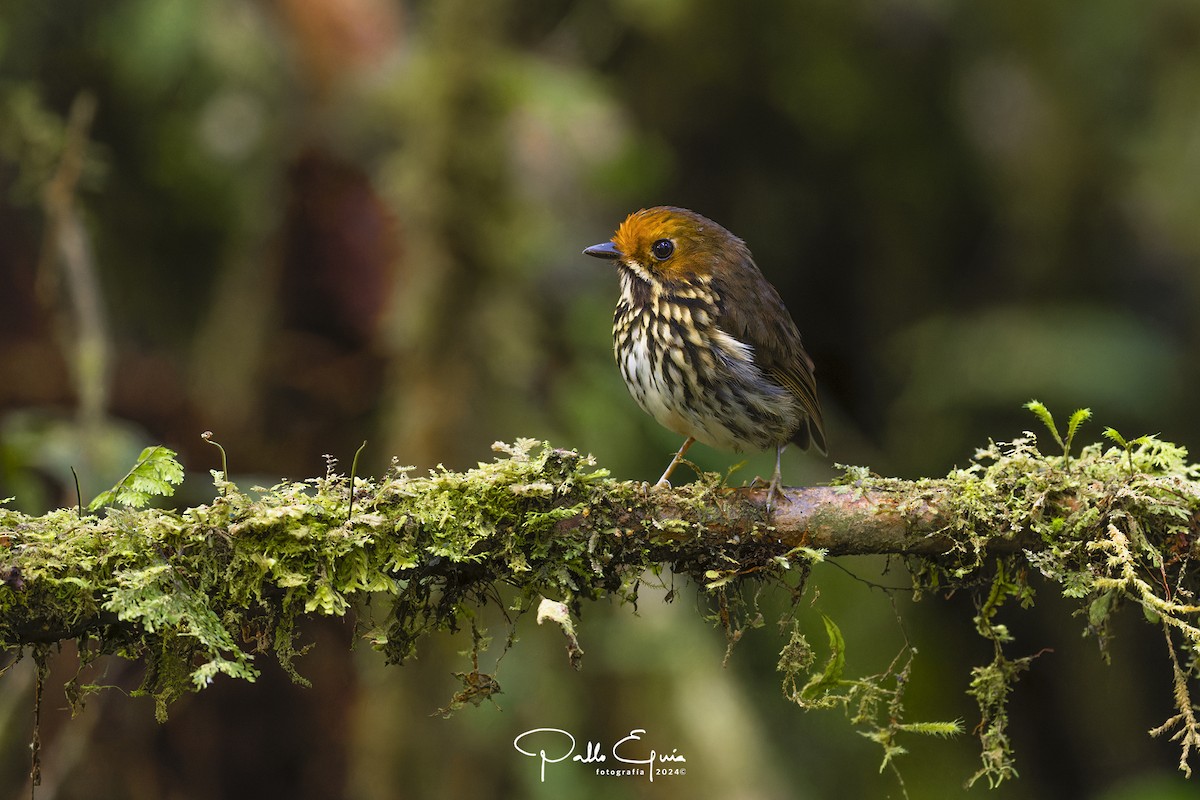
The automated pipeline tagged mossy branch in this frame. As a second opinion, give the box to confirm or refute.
[3,420,1200,786]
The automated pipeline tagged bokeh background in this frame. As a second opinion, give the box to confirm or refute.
[2,0,1199,798]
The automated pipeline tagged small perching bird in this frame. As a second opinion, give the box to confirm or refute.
[584,206,826,506]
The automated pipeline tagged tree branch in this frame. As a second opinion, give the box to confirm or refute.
[1,430,1200,782]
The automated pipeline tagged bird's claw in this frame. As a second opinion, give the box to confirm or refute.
[764,475,784,515]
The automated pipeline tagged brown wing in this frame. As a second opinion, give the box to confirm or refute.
[712,251,828,455]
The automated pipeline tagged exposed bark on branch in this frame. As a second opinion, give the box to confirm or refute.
[650,485,1039,555]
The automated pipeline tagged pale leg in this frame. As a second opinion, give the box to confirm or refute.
[766,443,787,510]
[656,436,695,487]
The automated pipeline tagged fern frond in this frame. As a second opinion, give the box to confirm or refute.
[88,446,184,510]
[1024,400,1063,449]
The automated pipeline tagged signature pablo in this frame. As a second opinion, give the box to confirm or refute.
[512,728,687,783]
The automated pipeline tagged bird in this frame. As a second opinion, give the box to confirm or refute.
[583,206,826,507]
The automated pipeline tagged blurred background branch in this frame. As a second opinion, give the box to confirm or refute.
[35,92,109,479]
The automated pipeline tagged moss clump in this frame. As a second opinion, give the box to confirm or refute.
[0,438,747,719]
[3,408,1200,786]
[836,406,1200,785]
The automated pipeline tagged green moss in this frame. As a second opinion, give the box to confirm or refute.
[3,411,1200,786]
[845,409,1200,785]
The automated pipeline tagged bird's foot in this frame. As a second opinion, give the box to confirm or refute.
[764,473,785,515]
[746,475,780,511]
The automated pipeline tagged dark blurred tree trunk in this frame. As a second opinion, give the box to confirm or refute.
[379,0,518,470]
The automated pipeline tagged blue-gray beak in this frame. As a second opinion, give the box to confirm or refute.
[583,241,621,260]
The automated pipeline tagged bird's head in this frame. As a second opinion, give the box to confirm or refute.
[583,206,752,285]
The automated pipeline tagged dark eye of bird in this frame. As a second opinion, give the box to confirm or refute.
[651,239,675,261]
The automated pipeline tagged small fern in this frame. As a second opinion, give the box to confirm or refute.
[88,446,184,510]
[779,614,962,781]
[1103,426,1155,476]
[1025,400,1091,467]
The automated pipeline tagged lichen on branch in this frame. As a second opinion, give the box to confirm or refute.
[2,409,1200,786]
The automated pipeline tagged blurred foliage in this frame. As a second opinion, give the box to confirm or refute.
[3,0,1200,797]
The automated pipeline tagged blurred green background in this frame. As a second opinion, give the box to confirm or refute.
[2,0,1199,797]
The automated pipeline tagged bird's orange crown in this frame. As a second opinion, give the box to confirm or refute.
[610,206,752,281]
